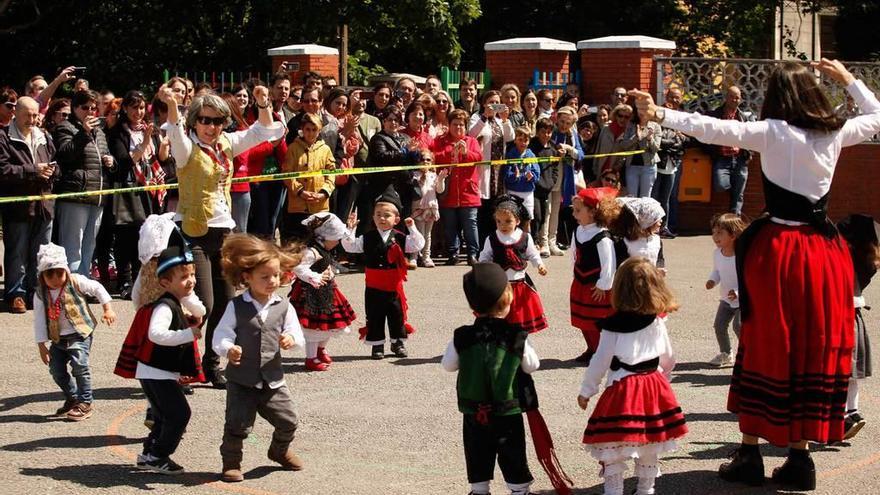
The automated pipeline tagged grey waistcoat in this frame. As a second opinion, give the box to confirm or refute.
[224,295,289,387]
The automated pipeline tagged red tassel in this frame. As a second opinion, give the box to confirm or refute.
[358,326,368,340]
[404,322,415,335]
[526,410,574,495]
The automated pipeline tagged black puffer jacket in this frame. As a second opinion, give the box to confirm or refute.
[0,125,59,220]
[52,116,111,205]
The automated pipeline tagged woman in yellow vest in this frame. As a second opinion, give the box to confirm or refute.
[280,112,335,241]
[157,83,285,388]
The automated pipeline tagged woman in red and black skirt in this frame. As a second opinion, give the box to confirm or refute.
[290,212,356,371]
[632,59,880,491]
[578,258,687,495]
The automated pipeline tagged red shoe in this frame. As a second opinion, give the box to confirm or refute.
[316,347,332,364]
[304,358,329,371]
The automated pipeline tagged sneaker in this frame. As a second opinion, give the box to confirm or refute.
[422,257,435,268]
[371,345,384,360]
[136,453,154,469]
[66,402,93,422]
[709,352,733,367]
[390,341,408,358]
[54,398,77,417]
[143,456,185,475]
[844,412,866,440]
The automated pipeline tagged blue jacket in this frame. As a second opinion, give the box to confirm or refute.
[503,147,540,193]
[551,129,583,206]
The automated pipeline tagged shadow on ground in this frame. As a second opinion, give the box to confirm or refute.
[2,434,142,452]
[20,463,218,490]
[0,387,144,412]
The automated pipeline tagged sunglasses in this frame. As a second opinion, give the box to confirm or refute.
[80,105,97,111]
[614,93,627,98]
[602,177,619,185]
[195,115,226,126]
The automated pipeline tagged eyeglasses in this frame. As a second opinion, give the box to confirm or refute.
[195,115,226,126]
[80,105,97,111]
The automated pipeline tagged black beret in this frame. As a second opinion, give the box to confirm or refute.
[463,262,509,314]
[374,186,403,212]
[156,244,194,276]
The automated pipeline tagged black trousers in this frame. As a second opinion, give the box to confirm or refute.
[280,212,311,243]
[184,226,234,375]
[463,413,533,484]
[114,223,141,287]
[477,198,495,248]
[364,286,405,345]
[140,379,191,458]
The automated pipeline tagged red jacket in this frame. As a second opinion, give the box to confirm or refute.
[432,133,483,208]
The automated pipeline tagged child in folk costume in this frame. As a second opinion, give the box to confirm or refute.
[705,213,747,368]
[837,214,879,440]
[613,197,666,269]
[578,258,687,495]
[342,188,425,359]
[214,234,305,483]
[478,194,548,333]
[118,242,203,474]
[570,187,621,362]
[442,263,572,495]
[34,243,116,421]
[290,212,357,371]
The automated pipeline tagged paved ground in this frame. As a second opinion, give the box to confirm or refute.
[0,234,877,495]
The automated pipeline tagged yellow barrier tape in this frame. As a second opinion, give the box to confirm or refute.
[0,149,643,205]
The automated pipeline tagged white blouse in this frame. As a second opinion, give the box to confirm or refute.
[570,224,616,291]
[624,235,662,267]
[478,228,543,281]
[579,316,675,399]
[708,248,739,308]
[662,79,880,202]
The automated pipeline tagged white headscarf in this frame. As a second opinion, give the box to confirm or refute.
[302,212,347,242]
[138,213,179,263]
[620,197,665,229]
[37,243,69,274]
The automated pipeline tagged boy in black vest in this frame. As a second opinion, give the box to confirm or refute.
[342,188,424,359]
[441,262,539,495]
[134,244,202,474]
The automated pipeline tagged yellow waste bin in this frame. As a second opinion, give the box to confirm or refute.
[678,148,712,203]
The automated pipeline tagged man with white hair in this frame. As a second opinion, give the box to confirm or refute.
[0,96,59,313]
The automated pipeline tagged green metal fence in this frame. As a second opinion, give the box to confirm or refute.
[162,69,273,92]
[439,67,491,103]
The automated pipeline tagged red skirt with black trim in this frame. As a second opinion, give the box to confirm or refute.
[571,279,612,342]
[583,371,687,445]
[508,279,548,333]
[289,281,357,331]
[728,223,853,446]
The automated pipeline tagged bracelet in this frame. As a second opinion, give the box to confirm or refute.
[256,101,270,109]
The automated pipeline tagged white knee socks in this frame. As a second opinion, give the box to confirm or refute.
[469,480,490,494]
[847,378,860,414]
[634,453,660,495]
[305,342,319,359]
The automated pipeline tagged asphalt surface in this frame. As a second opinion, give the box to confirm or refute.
[0,234,877,494]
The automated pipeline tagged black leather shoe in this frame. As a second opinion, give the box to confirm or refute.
[390,341,407,358]
[771,450,815,491]
[371,345,384,360]
[209,370,227,389]
[445,255,458,266]
[467,255,478,266]
[719,446,764,486]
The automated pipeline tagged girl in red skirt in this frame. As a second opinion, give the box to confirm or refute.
[578,257,687,495]
[570,187,621,362]
[289,213,356,371]
[632,58,880,492]
[478,194,548,333]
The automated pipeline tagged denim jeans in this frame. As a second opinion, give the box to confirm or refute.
[713,155,748,215]
[249,182,287,238]
[651,172,675,228]
[49,334,93,403]
[55,201,103,276]
[626,165,657,198]
[231,191,251,233]
[441,207,479,258]
[1,210,51,303]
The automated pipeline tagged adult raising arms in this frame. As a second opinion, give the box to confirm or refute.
[157,83,285,388]
[631,59,880,491]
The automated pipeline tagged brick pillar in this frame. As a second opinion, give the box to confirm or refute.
[267,44,340,86]
[577,36,675,106]
[484,38,576,93]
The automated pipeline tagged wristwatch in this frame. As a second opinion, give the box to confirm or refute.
[654,107,666,123]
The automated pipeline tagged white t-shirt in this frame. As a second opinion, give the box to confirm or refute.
[708,248,739,308]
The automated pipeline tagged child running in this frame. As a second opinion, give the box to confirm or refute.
[290,212,357,371]
[214,234,306,483]
[343,188,424,359]
[570,187,620,362]
[578,257,687,495]
[705,213,747,367]
[478,194,548,333]
[34,243,116,422]
[613,197,666,269]
[838,214,879,440]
